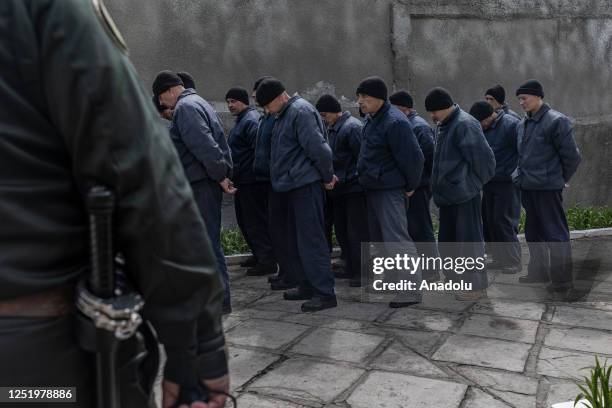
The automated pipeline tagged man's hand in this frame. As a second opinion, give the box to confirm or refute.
[405,190,415,198]
[324,175,339,190]
[219,178,237,194]
[162,374,230,408]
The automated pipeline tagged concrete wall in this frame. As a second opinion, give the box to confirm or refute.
[106,0,612,210]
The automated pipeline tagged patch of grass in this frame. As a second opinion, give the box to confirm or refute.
[221,206,611,254]
[221,228,250,255]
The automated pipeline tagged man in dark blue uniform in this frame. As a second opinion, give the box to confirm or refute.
[485,84,521,119]
[154,71,235,314]
[356,77,425,308]
[226,87,276,277]
[316,94,369,287]
[256,78,337,312]
[251,76,298,291]
[427,88,496,301]
[0,1,229,406]
[470,101,522,274]
[389,90,440,282]
[514,80,582,296]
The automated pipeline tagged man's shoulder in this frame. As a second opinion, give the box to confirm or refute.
[344,115,364,130]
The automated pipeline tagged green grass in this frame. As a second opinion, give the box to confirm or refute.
[221,206,612,255]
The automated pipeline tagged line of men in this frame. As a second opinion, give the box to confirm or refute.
[152,72,582,313]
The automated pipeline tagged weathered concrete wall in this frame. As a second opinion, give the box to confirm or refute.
[106,0,612,209]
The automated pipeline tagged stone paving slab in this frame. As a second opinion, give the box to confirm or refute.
[462,388,512,408]
[386,328,446,356]
[546,380,584,408]
[247,358,364,406]
[235,393,307,407]
[458,314,540,343]
[488,389,537,408]
[227,347,280,390]
[432,334,531,372]
[536,347,608,380]
[470,298,546,321]
[544,326,612,355]
[487,283,550,302]
[551,305,612,331]
[454,366,538,395]
[346,371,467,408]
[280,312,372,332]
[371,340,449,378]
[289,328,385,363]
[385,307,463,331]
[414,292,476,312]
[311,301,389,322]
[226,319,310,349]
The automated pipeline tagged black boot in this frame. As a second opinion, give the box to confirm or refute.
[246,263,278,276]
[283,287,313,301]
[239,255,257,268]
[388,301,420,308]
[301,295,337,312]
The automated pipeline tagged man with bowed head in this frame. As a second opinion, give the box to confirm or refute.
[255,78,337,312]
[426,88,496,301]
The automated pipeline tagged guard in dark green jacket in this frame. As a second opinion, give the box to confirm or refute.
[427,88,496,301]
[514,80,582,296]
[0,1,229,406]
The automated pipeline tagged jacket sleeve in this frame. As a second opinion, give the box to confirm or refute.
[388,120,424,191]
[174,104,228,182]
[35,0,226,384]
[295,109,334,183]
[346,122,364,159]
[551,117,582,182]
[415,124,435,178]
[458,121,496,185]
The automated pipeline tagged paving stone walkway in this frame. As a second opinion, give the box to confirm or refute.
[223,237,612,408]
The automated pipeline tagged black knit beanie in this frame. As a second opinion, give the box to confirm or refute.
[253,75,272,92]
[469,101,495,122]
[356,76,388,100]
[389,90,414,108]
[255,78,285,107]
[515,79,544,98]
[225,87,250,105]
[316,94,342,113]
[152,70,183,97]
[177,71,196,90]
[424,87,454,111]
[485,85,505,104]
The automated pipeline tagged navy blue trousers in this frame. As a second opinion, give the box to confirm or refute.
[191,179,231,308]
[286,182,335,297]
[268,187,296,284]
[406,186,440,278]
[521,190,573,288]
[234,183,275,265]
[482,181,522,268]
[367,188,422,302]
[438,194,488,290]
[333,193,369,278]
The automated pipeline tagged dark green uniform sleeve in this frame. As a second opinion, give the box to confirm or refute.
[32,0,226,384]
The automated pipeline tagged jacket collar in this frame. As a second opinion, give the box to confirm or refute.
[526,103,550,123]
[330,111,351,133]
[177,88,197,102]
[236,106,256,123]
[440,104,461,127]
[277,95,300,119]
[407,110,419,120]
[371,100,391,125]
[489,111,504,130]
